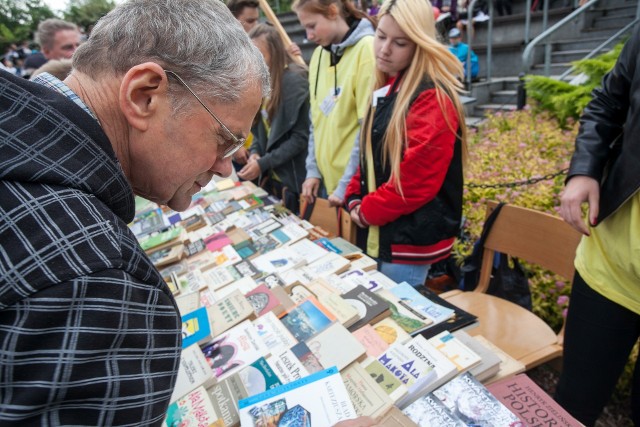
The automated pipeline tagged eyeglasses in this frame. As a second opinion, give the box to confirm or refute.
[164,70,246,159]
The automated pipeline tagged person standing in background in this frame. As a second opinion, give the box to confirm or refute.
[556,25,640,427]
[23,19,81,77]
[447,27,478,79]
[345,0,466,286]
[293,0,377,207]
[239,23,310,214]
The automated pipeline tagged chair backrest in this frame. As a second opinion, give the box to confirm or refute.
[475,201,582,293]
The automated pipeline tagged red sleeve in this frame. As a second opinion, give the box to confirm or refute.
[359,89,459,226]
[344,165,363,211]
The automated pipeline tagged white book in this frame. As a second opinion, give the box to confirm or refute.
[253,311,298,353]
[216,276,258,299]
[289,238,329,264]
[452,330,501,383]
[201,265,239,291]
[238,367,357,426]
[301,252,351,278]
[278,268,311,288]
[377,342,437,394]
[396,335,458,409]
[305,322,367,371]
[251,246,306,275]
[367,270,400,290]
[170,344,216,403]
[324,273,357,294]
[428,331,482,373]
[279,223,310,245]
[340,269,383,293]
[267,348,311,384]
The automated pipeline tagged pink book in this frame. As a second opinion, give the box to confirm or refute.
[352,324,390,358]
[245,283,284,317]
[204,231,233,252]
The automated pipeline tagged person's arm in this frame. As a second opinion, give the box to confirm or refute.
[0,270,181,426]
[331,127,362,205]
[358,90,458,226]
[560,27,638,234]
[302,116,322,202]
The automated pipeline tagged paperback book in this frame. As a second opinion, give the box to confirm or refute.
[343,285,391,332]
[305,322,367,371]
[341,362,394,420]
[278,296,337,341]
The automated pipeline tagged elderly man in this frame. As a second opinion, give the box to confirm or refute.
[23,19,81,76]
[0,0,268,425]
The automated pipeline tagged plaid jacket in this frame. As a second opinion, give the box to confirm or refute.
[0,70,181,426]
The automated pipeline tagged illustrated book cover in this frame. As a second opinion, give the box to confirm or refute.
[278,296,337,341]
[237,367,357,427]
[343,285,391,332]
[165,386,223,427]
[341,362,394,420]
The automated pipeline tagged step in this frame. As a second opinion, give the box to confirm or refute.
[491,89,518,105]
[475,103,518,113]
[465,116,486,128]
[551,36,609,52]
[592,4,638,18]
[591,14,635,29]
[551,49,592,62]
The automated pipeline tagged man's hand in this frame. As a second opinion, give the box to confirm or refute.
[233,147,249,165]
[237,159,261,181]
[301,178,321,203]
[559,175,600,236]
[333,416,377,427]
[328,194,344,207]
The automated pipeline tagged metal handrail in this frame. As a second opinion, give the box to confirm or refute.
[558,18,640,80]
[522,0,599,74]
[464,0,493,87]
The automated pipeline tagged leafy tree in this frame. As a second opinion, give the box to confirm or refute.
[63,0,115,31]
[0,0,56,50]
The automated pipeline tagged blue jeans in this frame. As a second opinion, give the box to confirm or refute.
[378,261,431,288]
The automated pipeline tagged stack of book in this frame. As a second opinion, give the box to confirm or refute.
[128,179,579,427]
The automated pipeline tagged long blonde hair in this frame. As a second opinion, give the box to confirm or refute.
[369,0,467,194]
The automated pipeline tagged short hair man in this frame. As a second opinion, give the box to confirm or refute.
[0,0,268,425]
[447,27,479,79]
[227,0,261,32]
[23,19,81,74]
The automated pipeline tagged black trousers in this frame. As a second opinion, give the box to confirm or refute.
[555,272,640,426]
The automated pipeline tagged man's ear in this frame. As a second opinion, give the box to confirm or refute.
[119,63,168,131]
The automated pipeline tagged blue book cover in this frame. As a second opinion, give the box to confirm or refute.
[390,282,455,325]
[181,306,211,348]
[279,298,336,341]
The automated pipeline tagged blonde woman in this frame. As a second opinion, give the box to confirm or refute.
[345,0,467,287]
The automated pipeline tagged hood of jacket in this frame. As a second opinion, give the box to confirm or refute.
[0,70,135,223]
[325,18,375,63]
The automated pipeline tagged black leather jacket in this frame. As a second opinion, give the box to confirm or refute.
[567,25,640,223]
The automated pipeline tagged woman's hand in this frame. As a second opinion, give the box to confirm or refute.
[301,178,321,203]
[237,159,261,181]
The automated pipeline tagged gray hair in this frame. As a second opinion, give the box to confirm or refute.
[72,0,270,104]
[36,19,79,51]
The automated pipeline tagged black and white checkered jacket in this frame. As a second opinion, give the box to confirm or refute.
[0,70,181,426]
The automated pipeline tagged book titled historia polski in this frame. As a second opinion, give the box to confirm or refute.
[238,367,357,426]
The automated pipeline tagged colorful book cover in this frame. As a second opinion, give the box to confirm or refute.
[267,348,311,384]
[416,287,479,340]
[278,297,337,341]
[245,283,283,317]
[428,331,482,373]
[341,362,394,419]
[237,357,283,396]
[343,285,391,332]
[165,386,223,427]
[201,320,270,382]
[352,324,390,358]
[432,372,523,426]
[376,341,437,391]
[372,317,413,346]
[237,367,357,426]
[204,231,233,253]
[486,374,583,427]
[290,341,325,374]
[402,393,466,427]
[390,282,455,327]
[181,306,211,348]
[377,289,432,335]
[363,358,408,403]
[253,311,298,353]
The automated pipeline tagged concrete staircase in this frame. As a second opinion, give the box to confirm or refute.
[274,0,638,126]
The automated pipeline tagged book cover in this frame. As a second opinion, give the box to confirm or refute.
[428,331,482,373]
[235,241,259,260]
[352,324,390,358]
[314,237,343,253]
[207,289,256,336]
[362,358,409,404]
[140,227,184,251]
[202,265,243,291]
[432,372,523,426]
[207,375,249,427]
[184,238,206,258]
[396,335,458,408]
[175,291,201,316]
[339,268,384,293]
[216,276,258,300]
[372,317,412,346]
[165,386,223,427]
[343,285,391,332]
[390,282,455,330]
[328,237,363,257]
[278,269,311,289]
[204,231,233,253]
[367,270,400,291]
[226,226,253,246]
[473,335,526,385]
[210,245,242,268]
[278,297,337,341]
[267,347,311,384]
[237,357,283,396]
[270,285,296,312]
[376,342,437,391]
[341,362,394,420]
[486,374,583,427]
[348,252,378,271]
[289,238,330,264]
[170,344,217,403]
[416,287,479,340]
[245,283,284,317]
[256,273,286,289]
[253,311,298,353]
[290,341,325,374]
[308,286,361,328]
[305,322,367,371]
[235,259,261,279]
[237,367,358,426]
[201,319,270,382]
[251,246,306,275]
[377,288,432,335]
[402,393,466,427]
[453,330,502,383]
[181,306,212,348]
[148,244,185,269]
[289,284,315,305]
[301,252,351,278]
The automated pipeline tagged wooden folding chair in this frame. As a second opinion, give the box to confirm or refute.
[441,201,583,370]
